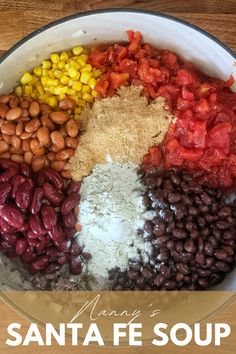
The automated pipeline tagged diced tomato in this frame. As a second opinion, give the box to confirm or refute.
[175,69,196,86]
[225,74,235,87]
[114,44,128,62]
[175,116,207,149]
[179,147,204,161]
[127,30,142,53]
[88,50,107,68]
[216,167,234,188]
[143,146,163,167]
[228,154,236,177]
[182,86,194,100]
[95,78,109,96]
[207,122,232,154]
[197,83,216,97]
[165,139,184,167]
[217,91,236,110]
[198,148,226,170]
[110,72,129,89]
[119,59,138,77]
[162,51,179,71]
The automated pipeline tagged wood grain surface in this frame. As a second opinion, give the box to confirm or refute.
[0,1,236,353]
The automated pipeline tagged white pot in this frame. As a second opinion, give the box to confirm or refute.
[0,9,235,291]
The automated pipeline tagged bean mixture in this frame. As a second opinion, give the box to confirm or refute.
[109,168,236,290]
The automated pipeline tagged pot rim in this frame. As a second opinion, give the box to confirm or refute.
[0,8,235,65]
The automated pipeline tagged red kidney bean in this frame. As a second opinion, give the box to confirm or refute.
[15,180,33,209]
[0,165,19,182]
[70,240,82,256]
[15,239,28,256]
[41,205,57,230]
[21,246,35,264]
[0,158,18,170]
[48,224,64,243]
[62,210,77,229]
[3,233,17,246]
[57,256,68,265]
[46,247,65,258]
[66,180,81,195]
[43,167,63,189]
[29,215,47,236]
[70,257,82,275]
[61,192,80,215]
[37,238,49,253]
[1,204,24,229]
[43,182,63,206]
[11,174,25,198]
[31,256,49,271]
[27,230,39,239]
[63,227,76,239]
[0,181,11,204]
[20,163,32,178]
[0,216,12,233]
[29,187,43,215]
[43,263,61,274]
[36,171,46,187]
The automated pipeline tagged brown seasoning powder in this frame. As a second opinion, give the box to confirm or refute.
[68,86,173,180]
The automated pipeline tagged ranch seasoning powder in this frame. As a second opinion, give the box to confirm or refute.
[76,161,154,290]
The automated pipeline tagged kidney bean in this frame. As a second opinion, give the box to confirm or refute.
[48,224,64,243]
[0,165,19,182]
[1,204,24,229]
[62,210,77,229]
[31,256,49,271]
[43,167,63,189]
[15,180,32,209]
[70,257,82,275]
[29,215,47,236]
[61,192,80,215]
[41,205,57,230]
[0,216,12,233]
[0,181,11,204]
[15,239,28,256]
[43,182,63,206]
[43,263,61,274]
[37,238,49,253]
[29,187,44,215]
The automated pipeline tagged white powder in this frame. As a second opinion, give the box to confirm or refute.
[76,161,153,289]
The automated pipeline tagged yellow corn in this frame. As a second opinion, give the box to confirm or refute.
[51,53,60,64]
[72,46,83,56]
[15,86,23,96]
[42,60,52,69]
[33,66,42,77]
[60,51,69,62]
[80,71,91,84]
[82,93,93,103]
[20,72,33,85]
[72,81,83,92]
[17,45,99,118]
[82,85,91,93]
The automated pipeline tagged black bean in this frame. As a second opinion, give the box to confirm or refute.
[176,262,190,275]
[127,270,139,280]
[153,222,166,237]
[198,278,209,288]
[164,280,176,289]
[172,228,188,239]
[168,193,181,203]
[142,268,153,280]
[218,206,232,217]
[156,235,169,245]
[154,274,164,287]
[184,239,196,253]
[201,192,212,205]
[215,261,230,272]
[216,221,230,230]
[170,173,181,185]
[195,253,206,265]
[143,220,154,234]
[214,249,228,260]
[205,242,214,256]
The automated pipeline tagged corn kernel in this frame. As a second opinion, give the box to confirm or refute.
[78,54,88,62]
[68,51,73,58]
[54,86,68,95]
[88,77,97,89]
[54,70,63,79]
[82,93,93,103]
[82,85,91,93]
[50,53,60,64]
[65,63,71,71]
[58,61,65,70]
[42,69,49,77]
[68,67,79,79]
[91,89,98,97]
[15,86,23,96]
[36,84,44,95]
[33,66,42,77]
[60,75,70,85]
[24,85,33,95]
[66,88,76,96]
[71,95,79,104]
[80,71,91,84]
[48,70,55,79]
[41,77,48,86]
[72,81,82,91]
[72,46,84,56]
[78,98,86,107]
[49,87,57,95]
[59,94,66,100]
[52,63,58,70]
[74,107,81,115]
[42,60,52,69]
[47,78,59,87]
[80,64,92,72]
[47,96,58,107]
[77,59,86,67]
[60,51,69,62]
[69,59,80,70]
[20,72,33,85]
[93,69,102,78]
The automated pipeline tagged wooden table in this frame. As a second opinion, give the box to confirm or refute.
[0,1,236,353]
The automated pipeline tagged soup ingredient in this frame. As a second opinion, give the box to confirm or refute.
[76,161,154,290]
[16,46,101,118]
[91,30,236,188]
[68,86,172,180]
[0,94,80,176]
[0,159,85,277]
[110,168,236,290]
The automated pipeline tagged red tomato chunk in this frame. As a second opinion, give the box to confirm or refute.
[89,31,236,188]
